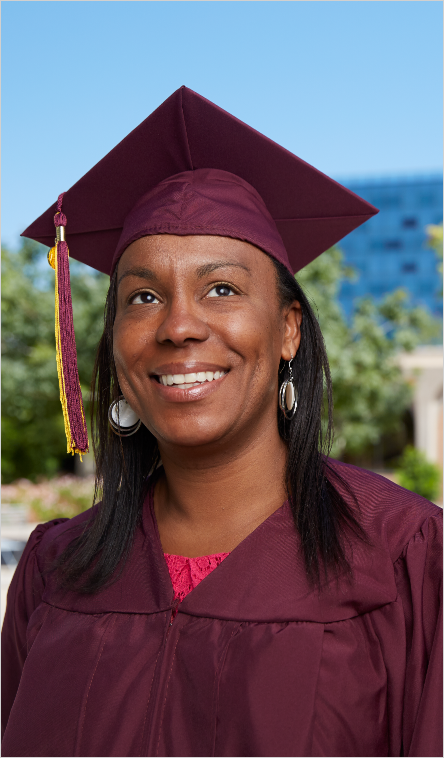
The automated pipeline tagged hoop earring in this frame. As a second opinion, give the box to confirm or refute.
[279,356,298,420]
[108,396,142,437]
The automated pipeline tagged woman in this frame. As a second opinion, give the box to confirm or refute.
[2,87,442,757]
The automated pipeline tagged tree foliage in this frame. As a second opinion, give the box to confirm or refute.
[1,241,109,482]
[1,240,440,482]
[426,223,443,296]
[297,247,439,460]
[395,445,441,502]
[426,222,443,263]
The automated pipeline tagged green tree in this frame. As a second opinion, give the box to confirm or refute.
[1,241,109,482]
[426,222,443,264]
[297,247,439,460]
[395,445,441,502]
[426,223,443,297]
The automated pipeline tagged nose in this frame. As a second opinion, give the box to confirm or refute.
[155,297,210,347]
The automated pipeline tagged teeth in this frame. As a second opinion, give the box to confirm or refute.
[158,371,226,386]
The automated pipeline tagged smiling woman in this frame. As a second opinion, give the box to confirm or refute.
[113,236,297,449]
[2,87,442,758]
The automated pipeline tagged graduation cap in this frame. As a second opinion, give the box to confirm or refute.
[22,85,378,457]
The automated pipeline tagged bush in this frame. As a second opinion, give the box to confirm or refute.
[1,475,96,522]
[395,446,441,502]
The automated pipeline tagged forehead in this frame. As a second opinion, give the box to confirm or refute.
[117,234,276,279]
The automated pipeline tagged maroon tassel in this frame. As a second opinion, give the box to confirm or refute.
[50,193,89,455]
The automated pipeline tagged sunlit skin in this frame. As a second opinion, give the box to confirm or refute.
[114,235,302,556]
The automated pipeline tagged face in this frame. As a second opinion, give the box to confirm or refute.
[113,235,301,452]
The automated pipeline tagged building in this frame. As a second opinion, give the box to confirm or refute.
[397,345,443,469]
[337,175,443,319]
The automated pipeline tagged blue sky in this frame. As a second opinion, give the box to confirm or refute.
[2,1,442,249]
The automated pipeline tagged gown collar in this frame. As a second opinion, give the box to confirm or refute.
[41,476,397,621]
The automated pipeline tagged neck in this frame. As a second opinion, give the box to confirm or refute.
[154,415,288,557]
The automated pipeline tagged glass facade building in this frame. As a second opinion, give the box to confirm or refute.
[336,175,443,319]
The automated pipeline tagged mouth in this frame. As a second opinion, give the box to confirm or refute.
[154,370,228,390]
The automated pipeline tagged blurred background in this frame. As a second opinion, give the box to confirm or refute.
[2,1,442,614]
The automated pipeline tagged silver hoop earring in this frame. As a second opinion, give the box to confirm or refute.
[279,356,298,420]
[108,396,142,437]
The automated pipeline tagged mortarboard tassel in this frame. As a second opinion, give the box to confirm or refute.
[47,193,89,457]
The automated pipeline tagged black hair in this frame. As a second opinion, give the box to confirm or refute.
[273,258,368,585]
[54,256,367,593]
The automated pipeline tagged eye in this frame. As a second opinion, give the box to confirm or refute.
[207,284,235,298]
[130,291,159,305]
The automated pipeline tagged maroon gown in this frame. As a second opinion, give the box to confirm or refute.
[2,461,442,757]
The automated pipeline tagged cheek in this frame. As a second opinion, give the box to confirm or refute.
[112,318,152,376]
[250,303,282,349]
[224,306,283,379]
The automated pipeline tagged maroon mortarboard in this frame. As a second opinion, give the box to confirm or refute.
[21,85,378,457]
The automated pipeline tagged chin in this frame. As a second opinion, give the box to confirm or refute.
[150,419,233,450]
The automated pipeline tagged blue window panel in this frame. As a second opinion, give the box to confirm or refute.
[401,263,418,273]
[402,217,418,229]
[334,174,443,318]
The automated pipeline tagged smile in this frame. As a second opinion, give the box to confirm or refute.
[156,370,228,389]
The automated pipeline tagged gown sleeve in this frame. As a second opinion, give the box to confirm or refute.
[394,511,443,758]
[1,520,65,737]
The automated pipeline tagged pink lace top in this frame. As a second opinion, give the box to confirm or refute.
[164,552,229,612]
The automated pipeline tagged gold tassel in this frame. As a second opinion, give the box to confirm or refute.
[48,243,85,459]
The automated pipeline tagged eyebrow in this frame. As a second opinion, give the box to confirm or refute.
[118,261,251,287]
[196,261,252,278]
[117,266,158,287]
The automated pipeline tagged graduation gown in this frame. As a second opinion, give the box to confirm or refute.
[2,461,442,757]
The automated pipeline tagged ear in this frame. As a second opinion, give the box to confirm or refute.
[281,300,302,361]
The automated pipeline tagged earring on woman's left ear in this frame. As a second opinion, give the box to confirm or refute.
[279,354,298,420]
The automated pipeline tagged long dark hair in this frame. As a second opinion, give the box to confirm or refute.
[54,256,367,593]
